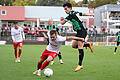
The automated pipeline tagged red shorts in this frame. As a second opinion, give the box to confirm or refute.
[13,42,23,48]
[40,49,58,60]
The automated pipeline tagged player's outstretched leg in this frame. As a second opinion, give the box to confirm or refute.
[13,43,18,62]
[75,49,84,72]
[33,59,44,76]
[14,48,18,62]
[89,42,93,53]
[18,48,22,62]
[75,42,93,53]
[84,42,93,53]
[58,52,63,64]
[40,60,50,70]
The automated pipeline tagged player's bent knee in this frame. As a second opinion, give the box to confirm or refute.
[19,47,22,49]
[46,56,53,62]
[39,58,44,63]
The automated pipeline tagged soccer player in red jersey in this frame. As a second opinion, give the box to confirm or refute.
[33,30,84,76]
[11,22,25,62]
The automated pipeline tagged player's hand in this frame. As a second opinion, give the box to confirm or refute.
[60,17,64,21]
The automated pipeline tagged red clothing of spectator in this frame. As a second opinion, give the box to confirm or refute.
[34,27,38,31]
[27,27,29,30]
[101,27,103,31]
[27,30,32,34]
[108,28,110,31]
[23,27,26,31]
[1,26,5,30]
[7,26,10,30]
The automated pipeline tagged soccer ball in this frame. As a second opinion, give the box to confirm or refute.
[44,68,53,77]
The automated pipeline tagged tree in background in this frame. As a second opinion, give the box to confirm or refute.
[88,0,118,8]
[70,0,77,7]
[0,0,118,7]
[0,0,15,6]
[12,0,35,6]
[36,0,70,6]
[76,1,83,7]
[82,0,88,4]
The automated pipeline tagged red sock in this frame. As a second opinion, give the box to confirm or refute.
[37,62,42,70]
[18,49,22,57]
[14,48,17,58]
[40,61,50,70]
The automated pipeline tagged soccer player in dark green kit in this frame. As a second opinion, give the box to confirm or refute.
[44,18,63,65]
[114,31,120,54]
[61,3,93,71]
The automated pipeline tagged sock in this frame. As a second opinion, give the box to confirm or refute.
[14,48,17,58]
[40,61,50,70]
[83,43,90,47]
[58,52,62,60]
[78,49,84,66]
[114,47,117,52]
[37,62,42,70]
[18,49,22,57]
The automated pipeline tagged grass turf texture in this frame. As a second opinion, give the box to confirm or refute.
[0,45,120,80]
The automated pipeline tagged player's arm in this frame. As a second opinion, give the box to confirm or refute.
[60,17,67,25]
[11,29,16,42]
[21,28,25,41]
[22,31,25,41]
[11,35,16,42]
[61,15,72,25]
[66,36,84,42]
[42,32,48,39]
[80,13,94,16]
[58,31,61,36]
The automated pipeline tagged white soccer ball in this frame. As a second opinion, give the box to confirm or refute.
[44,68,53,77]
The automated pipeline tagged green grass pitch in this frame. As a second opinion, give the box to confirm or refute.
[0,45,120,80]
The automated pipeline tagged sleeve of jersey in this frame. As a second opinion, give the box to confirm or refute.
[58,36,66,42]
[21,28,25,39]
[11,29,15,42]
[22,31,25,39]
[64,15,72,21]
[47,31,50,37]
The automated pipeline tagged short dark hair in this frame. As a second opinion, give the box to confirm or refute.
[63,3,72,8]
[50,30,57,35]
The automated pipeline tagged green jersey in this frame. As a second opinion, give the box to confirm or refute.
[64,11,85,31]
[45,25,59,32]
